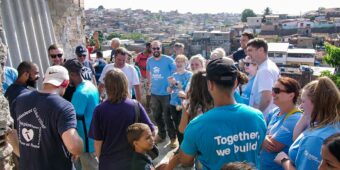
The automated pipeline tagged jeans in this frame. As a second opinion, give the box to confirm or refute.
[74,152,98,170]
[169,105,183,144]
[150,94,176,139]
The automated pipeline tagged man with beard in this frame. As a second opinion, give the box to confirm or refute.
[5,61,40,113]
[146,40,176,144]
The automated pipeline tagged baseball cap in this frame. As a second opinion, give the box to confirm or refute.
[206,58,238,86]
[43,65,69,86]
[75,45,87,56]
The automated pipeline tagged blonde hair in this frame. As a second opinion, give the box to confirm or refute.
[210,48,226,59]
[104,69,129,103]
[175,54,188,62]
[189,54,206,68]
[303,76,340,128]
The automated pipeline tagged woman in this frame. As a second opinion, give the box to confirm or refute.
[275,77,340,170]
[189,54,206,73]
[241,56,258,105]
[89,69,154,170]
[319,133,340,170]
[260,77,302,170]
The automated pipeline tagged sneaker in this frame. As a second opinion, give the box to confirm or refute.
[154,135,165,143]
[169,138,178,148]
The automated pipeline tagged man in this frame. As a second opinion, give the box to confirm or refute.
[64,59,99,170]
[1,55,18,93]
[9,65,83,170]
[232,32,254,63]
[109,38,121,63]
[48,44,64,66]
[177,58,266,169]
[135,42,152,112]
[75,45,97,87]
[99,47,141,102]
[247,38,280,117]
[5,61,40,114]
[146,40,176,144]
[171,42,185,60]
[0,42,14,169]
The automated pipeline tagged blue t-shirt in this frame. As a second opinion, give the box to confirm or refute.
[234,91,244,104]
[2,66,18,93]
[241,76,255,105]
[169,71,192,106]
[181,104,267,170]
[71,81,99,153]
[13,91,77,170]
[5,83,30,117]
[260,108,302,170]
[146,55,176,95]
[289,123,340,170]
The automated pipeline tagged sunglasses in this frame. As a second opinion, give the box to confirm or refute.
[152,47,160,51]
[77,55,86,58]
[244,62,256,67]
[272,87,288,94]
[50,54,63,59]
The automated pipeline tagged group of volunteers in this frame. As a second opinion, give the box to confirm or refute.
[0,31,339,170]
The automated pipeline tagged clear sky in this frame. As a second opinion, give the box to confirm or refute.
[84,0,340,15]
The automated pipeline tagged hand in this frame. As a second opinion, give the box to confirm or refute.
[274,151,289,165]
[156,162,168,170]
[178,91,186,99]
[262,135,275,152]
[71,154,80,162]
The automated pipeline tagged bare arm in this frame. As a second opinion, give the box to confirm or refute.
[91,75,97,87]
[293,114,310,141]
[61,128,83,156]
[134,84,141,102]
[94,140,103,157]
[262,135,285,152]
[178,110,189,134]
[178,149,195,166]
[6,129,20,156]
[258,91,272,112]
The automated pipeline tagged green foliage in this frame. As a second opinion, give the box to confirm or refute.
[320,70,340,89]
[106,32,146,41]
[323,43,340,74]
[241,9,257,22]
[263,7,272,16]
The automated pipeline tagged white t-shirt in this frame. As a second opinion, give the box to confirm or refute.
[99,63,140,91]
[249,58,279,117]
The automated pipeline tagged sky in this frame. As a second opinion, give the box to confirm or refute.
[84,0,340,15]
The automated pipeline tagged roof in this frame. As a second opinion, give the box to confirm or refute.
[287,48,316,54]
[268,43,289,52]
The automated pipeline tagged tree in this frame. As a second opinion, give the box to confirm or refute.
[263,7,272,16]
[98,5,104,10]
[323,42,340,74]
[106,32,121,40]
[241,9,257,22]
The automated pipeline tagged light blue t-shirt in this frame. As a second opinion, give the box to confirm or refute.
[234,91,244,104]
[71,81,100,153]
[181,104,267,170]
[241,76,255,105]
[169,71,192,106]
[260,108,302,170]
[147,55,176,95]
[289,123,340,170]
[2,66,18,93]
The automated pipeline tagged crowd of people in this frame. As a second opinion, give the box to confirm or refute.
[0,32,339,170]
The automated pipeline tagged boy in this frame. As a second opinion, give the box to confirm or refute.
[127,123,155,170]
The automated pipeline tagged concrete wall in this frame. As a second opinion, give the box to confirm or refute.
[48,0,85,59]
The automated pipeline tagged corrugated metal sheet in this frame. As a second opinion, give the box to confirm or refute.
[1,0,56,87]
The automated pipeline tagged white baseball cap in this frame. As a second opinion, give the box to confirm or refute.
[43,65,69,86]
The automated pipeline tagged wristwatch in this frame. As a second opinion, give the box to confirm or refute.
[280,157,289,165]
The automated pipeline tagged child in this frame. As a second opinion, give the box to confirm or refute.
[167,55,192,147]
[127,123,155,170]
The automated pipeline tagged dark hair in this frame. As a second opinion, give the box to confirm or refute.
[277,77,301,104]
[221,161,255,170]
[96,51,103,58]
[48,44,59,52]
[187,71,213,119]
[246,38,268,53]
[17,61,36,77]
[114,47,128,57]
[127,123,150,150]
[241,32,255,40]
[145,42,151,47]
[303,76,340,128]
[63,59,83,75]
[104,69,129,103]
[323,133,340,162]
[206,58,238,91]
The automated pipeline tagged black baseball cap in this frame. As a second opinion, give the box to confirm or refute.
[75,45,87,56]
[206,58,238,87]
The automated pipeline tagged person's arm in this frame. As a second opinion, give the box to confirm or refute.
[61,128,83,155]
[6,129,20,156]
[164,154,180,170]
[258,90,272,112]
[134,84,141,102]
[91,75,97,87]
[178,150,195,166]
[94,140,103,157]
[178,110,189,133]
[274,152,296,170]
[293,114,310,141]
[262,135,285,152]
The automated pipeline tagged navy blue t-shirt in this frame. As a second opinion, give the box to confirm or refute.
[5,83,30,115]
[232,48,246,62]
[13,91,77,170]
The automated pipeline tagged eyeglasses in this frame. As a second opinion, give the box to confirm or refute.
[50,54,63,59]
[152,47,160,51]
[244,62,256,67]
[272,87,288,94]
[77,55,86,58]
